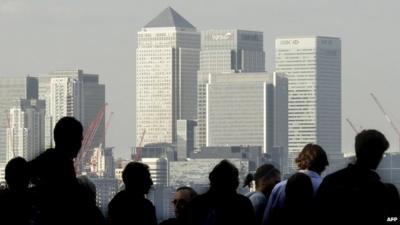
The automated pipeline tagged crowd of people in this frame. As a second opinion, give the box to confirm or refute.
[0,116,399,225]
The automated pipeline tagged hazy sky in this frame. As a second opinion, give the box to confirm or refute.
[1,0,399,159]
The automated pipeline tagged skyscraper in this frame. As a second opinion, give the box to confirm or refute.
[275,36,341,173]
[0,77,38,164]
[136,7,200,146]
[206,72,287,156]
[196,29,265,150]
[38,70,105,151]
[0,76,38,181]
[6,99,46,162]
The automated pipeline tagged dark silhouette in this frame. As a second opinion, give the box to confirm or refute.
[160,186,198,225]
[268,173,313,225]
[314,130,399,225]
[180,159,256,225]
[0,157,32,225]
[244,164,281,225]
[28,116,105,225]
[77,175,98,206]
[262,143,328,225]
[108,162,157,225]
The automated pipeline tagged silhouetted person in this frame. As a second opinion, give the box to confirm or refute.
[269,173,313,225]
[244,164,281,225]
[385,183,400,220]
[29,117,105,225]
[160,186,198,225]
[314,130,399,225]
[180,159,256,225]
[0,157,32,225]
[262,143,328,225]
[76,175,107,225]
[108,162,157,225]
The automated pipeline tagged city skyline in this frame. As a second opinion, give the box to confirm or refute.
[1,1,400,159]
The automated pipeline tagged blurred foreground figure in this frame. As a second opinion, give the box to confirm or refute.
[244,164,281,224]
[160,186,198,225]
[314,129,400,225]
[180,159,256,225]
[29,117,105,225]
[0,157,32,225]
[262,143,328,225]
[108,162,157,225]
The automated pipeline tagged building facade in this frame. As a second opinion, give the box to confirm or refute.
[196,29,265,150]
[176,119,196,160]
[206,72,288,160]
[38,70,105,151]
[136,7,200,147]
[275,36,341,173]
[6,99,46,162]
[0,77,38,181]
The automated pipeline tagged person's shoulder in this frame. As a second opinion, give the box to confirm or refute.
[142,197,155,208]
[247,191,265,201]
[236,193,254,205]
[272,180,287,193]
[323,166,350,181]
[109,190,127,204]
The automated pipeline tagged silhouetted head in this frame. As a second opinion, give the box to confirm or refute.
[54,117,83,159]
[122,162,153,195]
[355,129,389,170]
[243,173,254,189]
[284,172,313,209]
[209,160,239,193]
[5,157,29,191]
[172,186,198,218]
[254,164,281,196]
[295,143,329,174]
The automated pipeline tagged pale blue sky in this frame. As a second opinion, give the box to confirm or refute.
[1,0,399,159]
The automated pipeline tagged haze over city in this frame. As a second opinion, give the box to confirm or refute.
[1,0,400,159]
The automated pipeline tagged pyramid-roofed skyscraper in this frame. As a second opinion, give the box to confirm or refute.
[144,7,195,29]
[136,7,200,147]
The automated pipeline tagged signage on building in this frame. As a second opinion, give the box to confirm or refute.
[211,32,233,41]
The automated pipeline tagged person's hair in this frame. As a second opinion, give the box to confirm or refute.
[176,186,198,200]
[295,143,329,173]
[355,129,389,162]
[243,164,280,188]
[243,173,254,188]
[53,117,83,145]
[5,157,29,190]
[122,162,151,192]
[284,172,313,209]
[209,159,239,192]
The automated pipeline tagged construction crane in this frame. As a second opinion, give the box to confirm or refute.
[370,93,400,151]
[75,103,107,174]
[90,111,114,173]
[346,118,359,134]
[134,129,146,161]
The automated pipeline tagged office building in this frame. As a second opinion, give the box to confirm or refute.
[6,99,46,162]
[193,145,264,172]
[169,158,249,187]
[275,36,341,173]
[176,119,196,160]
[206,72,288,158]
[38,70,105,151]
[0,76,38,181]
[141,157,169,186]
[136,7,200,146]
[196,29,265,149]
